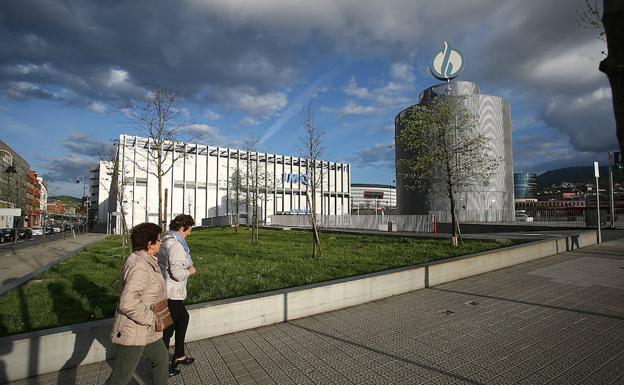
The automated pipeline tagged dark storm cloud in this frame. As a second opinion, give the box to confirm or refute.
[0,0,301,109]
[469,0,615,154]
[347,143,395,168]
[60,134,114,158]
[40,155,96,183]
[0,0,616,157]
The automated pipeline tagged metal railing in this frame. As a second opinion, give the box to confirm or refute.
[270,214,434,233]
[201,215,235,228]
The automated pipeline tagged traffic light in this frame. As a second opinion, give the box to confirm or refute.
[615,152,623,169]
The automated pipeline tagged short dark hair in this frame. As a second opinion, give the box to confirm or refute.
[169,214,195,231]
[131,222,162,251]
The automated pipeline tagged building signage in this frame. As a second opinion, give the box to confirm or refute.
[363,191,384,199]
[430,41,464,81]
[282,173,309,186]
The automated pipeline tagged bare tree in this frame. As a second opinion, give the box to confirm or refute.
[94,144,131,259]
[577,0,606,43]
[298,104,324,257]
[240,133,273,243]
[227,167,245,233]
[123,87,194,231]
[397,97,498,246]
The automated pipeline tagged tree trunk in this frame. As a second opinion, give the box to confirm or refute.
[157,148,164,231]
[307,193,322,257]
[446,157,461,246]
[601,0,624,154]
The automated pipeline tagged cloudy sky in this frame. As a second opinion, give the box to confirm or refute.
[0,0,618,196]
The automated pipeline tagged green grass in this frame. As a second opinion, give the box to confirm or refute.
[0,227,513,336]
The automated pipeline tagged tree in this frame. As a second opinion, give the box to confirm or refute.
[298,104,324,257]
[599,0,624,154]
[95,144,131,259]
[237,133,273,244]
[123,87,193,231]
[578,0,623,154]
[227,167,245,233]
[397,97,498,246]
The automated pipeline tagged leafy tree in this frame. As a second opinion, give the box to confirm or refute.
[397,97,498,246]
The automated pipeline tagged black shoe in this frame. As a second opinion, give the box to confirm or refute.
[169,366,181,377]
[173,357,195,366]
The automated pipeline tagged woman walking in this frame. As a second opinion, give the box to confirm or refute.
[105,222,175,385]
[158,214,197,373]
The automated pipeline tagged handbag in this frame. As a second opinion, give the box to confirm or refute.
[151,299,173,332]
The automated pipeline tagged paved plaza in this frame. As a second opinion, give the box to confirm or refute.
[5,237,624,385]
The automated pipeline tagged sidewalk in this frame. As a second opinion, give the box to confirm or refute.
[5,237,624,384]
[0,233,108,296]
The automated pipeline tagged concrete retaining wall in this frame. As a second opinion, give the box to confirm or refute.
[0,231,597,382]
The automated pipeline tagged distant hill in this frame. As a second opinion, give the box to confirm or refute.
[49,195,82,208]
[537,166,623,188]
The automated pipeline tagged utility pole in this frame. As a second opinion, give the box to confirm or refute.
[594,161,602,244]
[608,152,615,229]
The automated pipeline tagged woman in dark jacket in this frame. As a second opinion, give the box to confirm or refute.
[158,214,197,373]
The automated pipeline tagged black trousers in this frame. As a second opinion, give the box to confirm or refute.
[162,299,189,361]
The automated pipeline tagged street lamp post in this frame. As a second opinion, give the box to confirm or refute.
[76,175,88,233]
[594,161,602,244]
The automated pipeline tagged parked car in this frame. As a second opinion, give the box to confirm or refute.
[52,226,62,233]
[31,227,44,236]
[515,212,534,222]
[0,228,16,243]
[16,228,33,239]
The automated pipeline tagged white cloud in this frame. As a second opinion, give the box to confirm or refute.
[530,46,603,89]
[390,63,415,82]
[204,108,222,120]
[106,69,130,87]
[339,102,378,115]
[344,77,369,98]
[223,89,287,117]
[184,124,228,146]
[88,101,107,113]
[240,117,258,126]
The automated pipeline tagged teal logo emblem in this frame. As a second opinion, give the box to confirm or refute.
[430,41,464,81]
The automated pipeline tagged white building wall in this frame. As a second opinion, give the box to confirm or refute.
[105,135,351,232]
[37,176,47,224]
[350,184,397,212]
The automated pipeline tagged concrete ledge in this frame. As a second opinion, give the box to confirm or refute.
[0,231,597,382]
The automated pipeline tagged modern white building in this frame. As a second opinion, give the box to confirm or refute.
[95,134,351,232]
[350,183,396,213]
[37,176,47,225]
[395,81,515,222]
[91,161,113,226]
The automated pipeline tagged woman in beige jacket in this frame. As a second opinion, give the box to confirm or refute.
[105,222,177,385]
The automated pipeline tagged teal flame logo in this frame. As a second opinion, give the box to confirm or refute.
[430,41,464,81]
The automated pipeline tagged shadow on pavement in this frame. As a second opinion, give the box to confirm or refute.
[288,321,485,385]
[430,287,624,321]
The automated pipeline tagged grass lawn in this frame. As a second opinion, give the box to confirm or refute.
[0,227,513,336]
